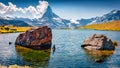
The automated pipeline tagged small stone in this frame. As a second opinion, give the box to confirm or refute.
[9,42,12,45]
[95,59,103,63]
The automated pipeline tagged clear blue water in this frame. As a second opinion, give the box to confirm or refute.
[0,30,120,68]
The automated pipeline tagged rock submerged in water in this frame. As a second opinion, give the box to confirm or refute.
[15,26,52,50]
[81,34,115,50]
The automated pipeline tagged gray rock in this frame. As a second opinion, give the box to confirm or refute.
[81,34,115,50]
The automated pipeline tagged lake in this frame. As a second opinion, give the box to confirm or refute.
[0,30,120,68]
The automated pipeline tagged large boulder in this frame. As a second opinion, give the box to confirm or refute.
[81,34,115,50]
[15,26,52,50]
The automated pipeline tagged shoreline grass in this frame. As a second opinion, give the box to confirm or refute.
[78,20,120,31]
[0,26,31,34]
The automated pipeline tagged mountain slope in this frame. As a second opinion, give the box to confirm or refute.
[0,19,29,26]
[36,6,70,28]
[77,18,94,26]
[78,10,120,26]
[17,6,71,28]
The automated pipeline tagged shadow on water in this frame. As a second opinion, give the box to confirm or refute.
[83,49,114,63]
[15,46,51,68]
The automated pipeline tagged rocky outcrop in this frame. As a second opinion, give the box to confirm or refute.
[15,26,52,50]
[81,34,115,50]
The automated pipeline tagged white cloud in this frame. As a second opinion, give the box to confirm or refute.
[0,1,49,19]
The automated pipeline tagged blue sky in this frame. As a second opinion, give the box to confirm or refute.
[0,0,120,19]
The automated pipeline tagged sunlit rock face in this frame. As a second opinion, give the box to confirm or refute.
[81,34,115,50]
[15,26,52,50]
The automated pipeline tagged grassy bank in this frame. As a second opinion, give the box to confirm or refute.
[78,20,120,31]
[0,25,31,34]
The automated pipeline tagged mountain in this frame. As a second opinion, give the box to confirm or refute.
[34,6,70,28]
[77,18,94,26]
[0,1,73,28]
[0,1,120,28]
[0,18,29,26]
[78,10,120,26]
[14,6,72,28]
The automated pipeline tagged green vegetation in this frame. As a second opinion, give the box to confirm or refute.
[78,20,120,31]
[0,25,31,33]
[15,46,51,68]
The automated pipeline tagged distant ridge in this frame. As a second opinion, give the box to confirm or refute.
[77,10,120,26]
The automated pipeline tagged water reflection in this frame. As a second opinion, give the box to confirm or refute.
[15,46,51,68]
[0,30,120,68]
[84,49,114,63]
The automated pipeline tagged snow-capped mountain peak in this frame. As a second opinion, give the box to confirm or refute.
[88,10,120,24]
[77,10,120,26]
[111,10,120,14]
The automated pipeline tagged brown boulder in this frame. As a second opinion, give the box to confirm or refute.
[15,26,52,50]
[81,34,115,50]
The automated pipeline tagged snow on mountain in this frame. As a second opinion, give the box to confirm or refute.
[52,18,63,24]
[0,1,76,28]
[27,5,71,28]
[78,10,120,26]
[89,10,120,24]
[70,19,79,24]
[111,10,118,14]
[0,0,120,28]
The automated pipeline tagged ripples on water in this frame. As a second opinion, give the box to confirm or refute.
[0,30,120,68]
[0,33,24,66]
